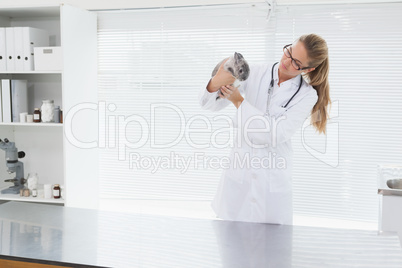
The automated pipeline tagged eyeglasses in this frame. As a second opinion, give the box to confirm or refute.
[283,44,313,71]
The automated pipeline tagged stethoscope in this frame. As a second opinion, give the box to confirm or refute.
[269,62,303,108]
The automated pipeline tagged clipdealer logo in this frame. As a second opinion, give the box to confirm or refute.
[128,151,286,174]
[63,101,338,172]
[64,102,285,152]
[301,100,339,168]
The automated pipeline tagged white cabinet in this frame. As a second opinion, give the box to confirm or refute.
[379,195,402,246]
[0,5,98,209]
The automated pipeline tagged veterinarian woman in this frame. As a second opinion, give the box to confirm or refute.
[199,34,330,225]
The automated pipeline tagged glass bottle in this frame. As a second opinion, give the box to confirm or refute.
[32,188,38,197]
[41,100,55,123]
[23,188,30,197]
[54,106,60,123]
[53,184,61,199]
[27,173,39,192]
[33,108,41,123]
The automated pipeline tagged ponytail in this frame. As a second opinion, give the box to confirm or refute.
[299,34,331,134]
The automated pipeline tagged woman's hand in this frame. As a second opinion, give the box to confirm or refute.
[218,85,244,109]
[207,59,236,93]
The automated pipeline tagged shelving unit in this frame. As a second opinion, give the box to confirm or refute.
[0,123,63,127]
[0,5,98,208]
[0,188,64,204]
[0,71,62,74]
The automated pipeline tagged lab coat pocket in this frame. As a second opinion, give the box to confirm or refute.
[269,169,292,193]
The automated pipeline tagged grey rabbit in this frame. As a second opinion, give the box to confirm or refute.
[211,52,250,100]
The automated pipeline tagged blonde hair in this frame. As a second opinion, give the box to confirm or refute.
[298,34,330,134]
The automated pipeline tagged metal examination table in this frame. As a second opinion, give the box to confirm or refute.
[0,201,401,267]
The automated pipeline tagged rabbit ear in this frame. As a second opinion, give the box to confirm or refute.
[234,52,243,62]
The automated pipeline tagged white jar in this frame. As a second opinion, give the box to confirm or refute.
[41,100,55,122]
[27,173,39,191]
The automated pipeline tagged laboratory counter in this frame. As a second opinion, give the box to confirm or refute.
[0,201,401,268]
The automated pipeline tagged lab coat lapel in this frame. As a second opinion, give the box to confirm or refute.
[252,65,271,112]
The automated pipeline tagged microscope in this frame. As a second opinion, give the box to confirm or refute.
[0,138,26,194]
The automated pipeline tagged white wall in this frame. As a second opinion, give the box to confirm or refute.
[1,0,250,10]
[0,0,401,10]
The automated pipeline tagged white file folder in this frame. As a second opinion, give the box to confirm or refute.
[23,27,49,71]
[1,79,12,123]
[5,28,15,72]
[11,80,28,122]
[14,27,24,71]
[0,28,6,72]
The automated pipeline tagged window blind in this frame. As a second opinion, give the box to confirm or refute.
[97,2,402,226]
[273,3,402,225]
[97,3,274,202]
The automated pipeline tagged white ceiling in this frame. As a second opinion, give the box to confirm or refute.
[0,0,400,10]
[275,0,401,4]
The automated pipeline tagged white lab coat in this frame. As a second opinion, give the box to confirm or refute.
[199,62,318,225]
